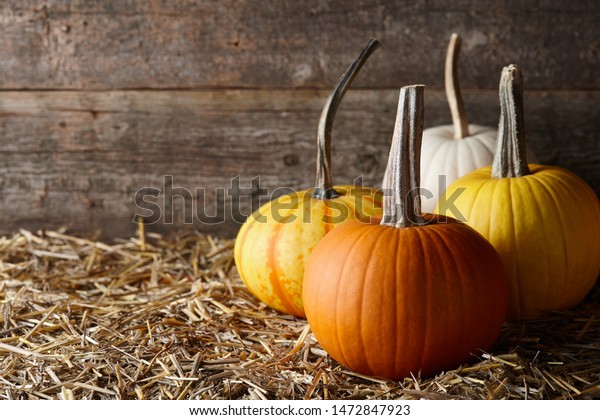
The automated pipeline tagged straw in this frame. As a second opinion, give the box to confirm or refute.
[0,229,598,399]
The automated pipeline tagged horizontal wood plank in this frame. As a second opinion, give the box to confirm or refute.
[1,88,598,238]
[0,0,597,89]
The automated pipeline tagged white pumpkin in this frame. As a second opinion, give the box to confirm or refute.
[420,33,536,213]
[420,124,497,213]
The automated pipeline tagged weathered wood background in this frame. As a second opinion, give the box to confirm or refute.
[1,0,598,238]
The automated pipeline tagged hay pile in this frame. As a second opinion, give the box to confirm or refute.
[0,228,598,400]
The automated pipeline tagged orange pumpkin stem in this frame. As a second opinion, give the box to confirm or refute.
[492,65,531,178]
[381,85,426,228]
[445,33,470,139]
[312,38,380,200]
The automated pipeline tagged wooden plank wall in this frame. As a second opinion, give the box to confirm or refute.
[0,0,598,239]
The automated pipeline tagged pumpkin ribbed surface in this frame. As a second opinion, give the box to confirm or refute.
[235,186,382,318]
[420,124,496,213]
[302,215,508,379]
[420,124,538,213]
[438,164,600,319]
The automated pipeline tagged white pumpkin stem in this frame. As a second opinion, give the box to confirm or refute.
[313,38,380,199]
[381,85,426,228]
[492,65,531,178]
[445,33,470,139]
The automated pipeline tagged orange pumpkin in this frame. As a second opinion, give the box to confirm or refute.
[235,40,383,318]
[436,65,600,319]
[303,85,509,379]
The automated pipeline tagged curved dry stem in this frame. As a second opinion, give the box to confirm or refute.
[312,38,381,199]
[381,85,426,228]
[492,64,531,178]
[445,33,469,139]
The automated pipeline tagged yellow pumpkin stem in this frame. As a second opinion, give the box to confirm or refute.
[492,65,531,178]
[445,33,470,139]
[381,85,426,228]
[312,38,380,200]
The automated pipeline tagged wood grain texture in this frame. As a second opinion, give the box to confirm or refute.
[0,0,597,238]
[0,0,597,89]
[1,89,598,238]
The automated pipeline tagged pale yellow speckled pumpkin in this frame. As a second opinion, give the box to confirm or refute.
[234,40,383,317]
[235,186,381,317]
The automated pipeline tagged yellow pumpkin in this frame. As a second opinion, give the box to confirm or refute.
[437,65,600,319]
[234,40,383,317]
